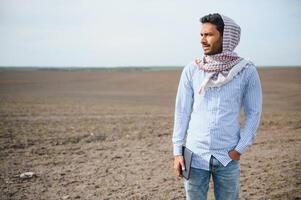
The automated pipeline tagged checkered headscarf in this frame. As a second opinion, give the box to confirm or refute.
[196,14,252,96]
[195,14,243,75]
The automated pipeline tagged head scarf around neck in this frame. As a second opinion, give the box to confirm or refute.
[195,14,252,96]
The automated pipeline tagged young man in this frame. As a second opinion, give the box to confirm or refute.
[172,13,262,199]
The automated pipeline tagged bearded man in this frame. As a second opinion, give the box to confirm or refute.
[172,13,262,200]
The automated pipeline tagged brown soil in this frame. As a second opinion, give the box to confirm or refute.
[0,67,300,199]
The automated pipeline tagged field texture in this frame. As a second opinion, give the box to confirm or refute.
[0,67,300,199]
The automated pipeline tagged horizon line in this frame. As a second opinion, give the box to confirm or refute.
[0,65,300,72]
[0,65,301,68]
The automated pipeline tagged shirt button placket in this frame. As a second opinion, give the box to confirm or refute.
[209,89,216,151]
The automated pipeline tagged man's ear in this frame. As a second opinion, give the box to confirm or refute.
[219,36,223,53]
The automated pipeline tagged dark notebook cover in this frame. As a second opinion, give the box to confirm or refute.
[182,146,193,180]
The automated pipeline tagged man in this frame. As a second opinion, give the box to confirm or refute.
[172,13,262,199]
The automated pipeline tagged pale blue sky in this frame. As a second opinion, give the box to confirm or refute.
[1,0,300,67]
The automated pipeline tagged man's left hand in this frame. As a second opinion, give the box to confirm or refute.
[228,150,241,161]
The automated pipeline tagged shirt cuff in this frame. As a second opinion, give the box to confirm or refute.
[173,145,183,156]
[234,142,248,155]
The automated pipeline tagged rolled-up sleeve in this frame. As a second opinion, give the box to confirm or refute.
[172,64,194,155]
[235,66,262,154]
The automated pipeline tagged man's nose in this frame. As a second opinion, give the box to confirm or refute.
[201,36,206,44]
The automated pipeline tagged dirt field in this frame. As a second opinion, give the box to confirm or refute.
[0,67,300,200]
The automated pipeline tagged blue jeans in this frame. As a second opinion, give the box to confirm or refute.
[184,156,240,200]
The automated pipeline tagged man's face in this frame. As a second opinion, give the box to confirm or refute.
[200,23,223,55]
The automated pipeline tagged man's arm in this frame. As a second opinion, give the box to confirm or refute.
[234,66,262,155]
[172,64,194,155]
[172,64,194,177]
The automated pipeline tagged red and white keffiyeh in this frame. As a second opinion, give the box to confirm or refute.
[195,14,252,96]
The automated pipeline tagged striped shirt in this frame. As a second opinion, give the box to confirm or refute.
[172,61,262,170]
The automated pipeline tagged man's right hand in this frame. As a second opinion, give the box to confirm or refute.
[174,155,185,178]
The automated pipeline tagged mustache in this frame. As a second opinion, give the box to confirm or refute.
[202,42,210,47]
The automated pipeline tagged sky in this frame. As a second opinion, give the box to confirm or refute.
[0,0,301,67]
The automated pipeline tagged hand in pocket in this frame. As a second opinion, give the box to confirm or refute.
[228,150,241,161]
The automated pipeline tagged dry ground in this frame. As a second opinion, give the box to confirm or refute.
[0,67,300,199]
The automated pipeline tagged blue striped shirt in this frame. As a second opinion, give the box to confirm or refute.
[172,61,262,170]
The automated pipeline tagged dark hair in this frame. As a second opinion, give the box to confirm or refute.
[200,13,224,36]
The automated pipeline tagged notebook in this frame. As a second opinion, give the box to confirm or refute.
[182,146,193,180]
